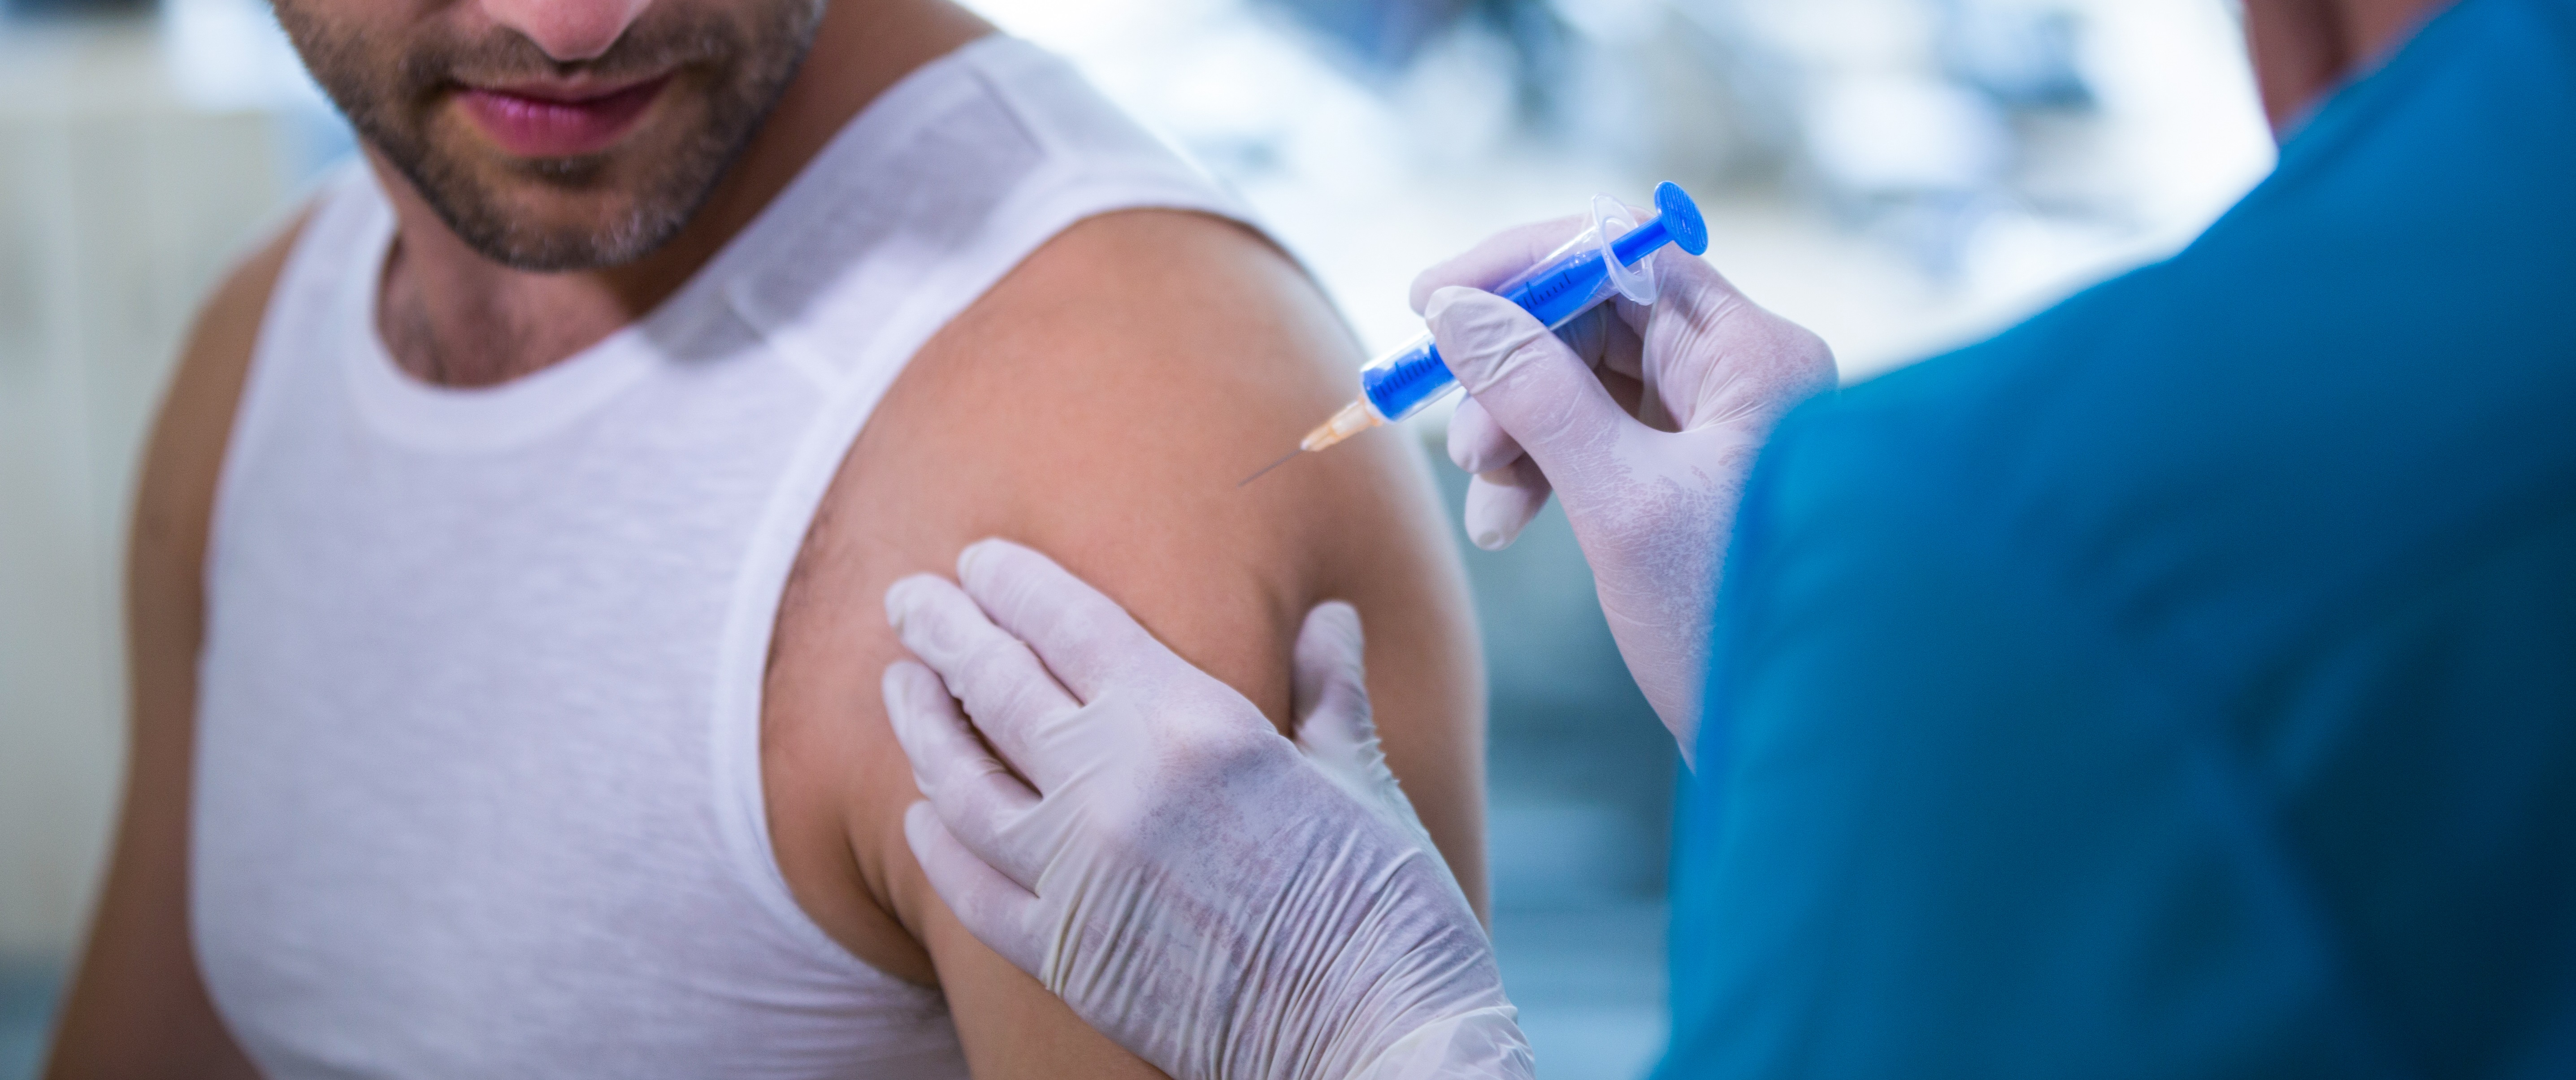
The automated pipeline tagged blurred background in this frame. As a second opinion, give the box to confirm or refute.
[0,0,2271,1074]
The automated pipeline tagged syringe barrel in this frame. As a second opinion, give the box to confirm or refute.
[1356,334,1451,425]
[1356,181,1704,425]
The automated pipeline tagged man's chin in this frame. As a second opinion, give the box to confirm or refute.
[401,157,692,270]
[434,204,669,271]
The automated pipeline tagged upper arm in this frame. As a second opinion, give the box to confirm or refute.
[767,208,1484,1076]
[882,207,1488,885]
[44,214,304,1079]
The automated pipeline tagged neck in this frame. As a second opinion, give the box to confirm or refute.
[375,0,991,387]
[2245,0,2458,135]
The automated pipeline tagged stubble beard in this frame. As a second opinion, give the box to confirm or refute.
[273,0,826,272]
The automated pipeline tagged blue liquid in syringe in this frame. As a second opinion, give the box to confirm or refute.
[1360,181,1708,424]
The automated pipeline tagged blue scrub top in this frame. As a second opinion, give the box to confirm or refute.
[1663,0,2576,1076]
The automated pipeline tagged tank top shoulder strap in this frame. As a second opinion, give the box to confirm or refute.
[207,165,390,598]
[713,35,1261,395]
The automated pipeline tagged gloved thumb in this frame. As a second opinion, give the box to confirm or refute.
[1291,602,1432,844]
[1449,399,1553,551]
[1463,455,1551,551]
[1292,601,1375,768]
[1425,286,1631,499]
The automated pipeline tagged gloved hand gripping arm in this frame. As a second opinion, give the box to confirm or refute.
[1419,224,1838,759]
[884,539,1533,1080]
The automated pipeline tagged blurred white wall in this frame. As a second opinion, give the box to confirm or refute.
[0,13,317,963]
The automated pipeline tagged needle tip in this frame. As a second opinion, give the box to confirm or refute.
[1237,447,1303,488]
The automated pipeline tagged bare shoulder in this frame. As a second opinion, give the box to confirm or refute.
[125,205,307,747]
[867,208,1431,679]
[133,211,310,574]
[759,208,1485,1071]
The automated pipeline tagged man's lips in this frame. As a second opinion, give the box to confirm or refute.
[455,75,671,159]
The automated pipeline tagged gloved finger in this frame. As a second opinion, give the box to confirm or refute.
[886,573,1083,792]
[1425,287,1635,498]
[1551,304,1625,376]
[902,801,1045,978]
[882,661,1048,889]
[1463,457,1552,551]
[954,538,1176,704]
[1609,249,1806,430]
[1408,215,1587,313]
[1298,606,1401,783]
[1620,244,1748,333]
[1291,602,1435,841]
[1585,305,1647,382]
[1290,601,1371,751]
[1445,397,1525,476]
[1449,312,1628,476]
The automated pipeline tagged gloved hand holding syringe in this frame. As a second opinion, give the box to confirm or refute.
[1247,175,1835,751]
[1239,180,1710,485]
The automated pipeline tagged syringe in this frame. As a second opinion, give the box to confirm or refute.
[1241,181,1709,486]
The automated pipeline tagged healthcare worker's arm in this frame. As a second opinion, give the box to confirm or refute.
[43,217,305,1078]
[1416,228,1836,755]
[885,540,1531,1080]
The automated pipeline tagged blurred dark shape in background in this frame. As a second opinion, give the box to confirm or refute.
[1252,0,1742,178]
[3,0,152,22]
[1255,0,1474,75]
[1939,0,2093,109]
[1256,0,1577,129]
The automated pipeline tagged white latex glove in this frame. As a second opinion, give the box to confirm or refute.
[1415,221,1838,759]
[882,538,1533,1080]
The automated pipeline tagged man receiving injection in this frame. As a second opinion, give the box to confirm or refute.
[886,0,2576,1075]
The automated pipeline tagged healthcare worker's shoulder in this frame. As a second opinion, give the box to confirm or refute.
[1688,10,2576,1073]
[1752,0,2576,674]
[1735,256,2166,566]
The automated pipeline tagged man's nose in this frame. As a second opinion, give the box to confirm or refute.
[478,0,654,63]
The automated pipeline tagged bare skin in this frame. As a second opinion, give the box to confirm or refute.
[2244,0,2459,133]
[48,1,1483,1076]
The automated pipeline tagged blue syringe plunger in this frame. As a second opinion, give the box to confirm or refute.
[1285,182,1705,464]
[1643,180,1709,259]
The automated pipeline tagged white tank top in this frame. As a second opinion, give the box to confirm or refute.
[191,37,1255,1078]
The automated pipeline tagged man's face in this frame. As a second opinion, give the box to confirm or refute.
[274,0,827,271]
